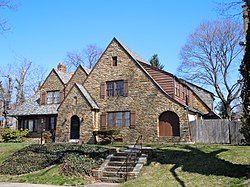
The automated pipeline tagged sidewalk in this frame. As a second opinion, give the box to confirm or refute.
[0,182,119,187]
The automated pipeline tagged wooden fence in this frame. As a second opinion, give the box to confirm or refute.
[190,119,244,144]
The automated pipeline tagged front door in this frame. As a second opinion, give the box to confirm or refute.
[70,115,80,139]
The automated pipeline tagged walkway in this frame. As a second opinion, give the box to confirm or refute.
[0,182,119,187]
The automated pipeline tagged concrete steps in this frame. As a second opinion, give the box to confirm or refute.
[92,147,150,183]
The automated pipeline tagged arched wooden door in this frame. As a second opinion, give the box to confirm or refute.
[159,111,180,136]
[70,115,80,139]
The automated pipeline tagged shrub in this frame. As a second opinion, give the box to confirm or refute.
[1,128,29,143]
[42,131,52,143]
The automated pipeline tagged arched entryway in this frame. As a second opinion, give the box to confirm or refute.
[159,111,180,136]
[70,115,80,139]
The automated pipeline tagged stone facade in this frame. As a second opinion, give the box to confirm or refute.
[83,39,191,143]
[65,65,88,94]
[40,70,65,93]
[56,84,98,143]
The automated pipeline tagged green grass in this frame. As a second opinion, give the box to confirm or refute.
[0,142,31,164]
[121,144,250,187]
[0,165,86,186]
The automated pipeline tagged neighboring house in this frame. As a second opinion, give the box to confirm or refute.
[10,38,215,143]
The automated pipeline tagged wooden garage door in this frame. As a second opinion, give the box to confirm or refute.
[159,111,180,136]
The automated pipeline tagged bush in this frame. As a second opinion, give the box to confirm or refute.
[42,131,52,143]
[0,143,109,176]
[1,128,29,143]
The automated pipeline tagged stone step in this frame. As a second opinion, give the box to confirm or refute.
[105,166,134,172]
[100,176,125,183]
[110,155,127,162]
[113,152,129,157]
[108,161,136,167]
[102,171,136,178]
[110,156,138,162]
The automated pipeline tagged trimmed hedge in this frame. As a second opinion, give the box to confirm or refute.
[0,143,109,176]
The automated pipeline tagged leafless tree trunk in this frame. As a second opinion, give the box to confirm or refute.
[15,60,31,106]
[178,20,243,119]
[66,44,102,70]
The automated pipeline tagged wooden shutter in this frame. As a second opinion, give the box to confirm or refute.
[124,80,128,96]
[60,91,64,103]
[100,112,107,129]
[100,82,106,98]
[130,111,136,129]
[40,92,46,105]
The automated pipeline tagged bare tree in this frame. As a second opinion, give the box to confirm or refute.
[0,58,47,107]
[0,0,18,34]
[65,44,102,70]
[15,59,32,106]
[177,20,244,119]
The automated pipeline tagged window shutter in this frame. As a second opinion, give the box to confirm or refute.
[100,112,107,129]
[124,80,128,96]
[130,111,136,129]
[40,92,46,105]
[60,91,64,103]
[100,82,106,98]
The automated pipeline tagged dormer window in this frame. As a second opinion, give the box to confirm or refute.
[112,56,117,66]
[47,91,60,104]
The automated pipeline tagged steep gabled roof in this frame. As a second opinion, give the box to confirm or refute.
[58,83,99,110]
[8,92,59,117]
[40,68,73,89]
[54,69,73,84]
[65,65,89,88]
[113,38,212,112]
[117,39,148,64]
[75,83,99,110]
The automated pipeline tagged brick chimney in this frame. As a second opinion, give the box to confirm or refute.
[57,63,67,73]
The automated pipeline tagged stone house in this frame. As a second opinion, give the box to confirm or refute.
[10,38,215,143]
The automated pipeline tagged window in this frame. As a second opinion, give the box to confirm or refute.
[47,91,60,104]
[175,82,180,97]
[112,56,117,66]
[101,80,128,98]
[106,82,115,96]
[28,119,34,132]
[106,80,124,96]
[107,111,130,128]
[116,80,124,96]
[50,117,56,131]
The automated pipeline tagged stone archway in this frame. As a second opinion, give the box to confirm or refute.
[70,115,80,139]
[159,111,180,136]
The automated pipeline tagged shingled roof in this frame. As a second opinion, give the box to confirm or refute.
[8,92,59,117]
[54,69,73,84]
[75,83,99,110]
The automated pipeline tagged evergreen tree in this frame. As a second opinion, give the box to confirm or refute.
[240,0,250,144]
[149,54,164,70]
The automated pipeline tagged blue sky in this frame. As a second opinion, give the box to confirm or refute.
[0,0,235,75]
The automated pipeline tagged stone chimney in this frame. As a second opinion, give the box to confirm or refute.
[57,63,67,73]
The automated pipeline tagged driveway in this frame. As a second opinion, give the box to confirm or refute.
[0,182,119,187]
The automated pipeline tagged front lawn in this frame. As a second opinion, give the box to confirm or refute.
[0,143,249,186]
[121,144,250,187]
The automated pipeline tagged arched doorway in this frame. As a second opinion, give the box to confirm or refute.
[159,111,180,136]
[70,115,80,139]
